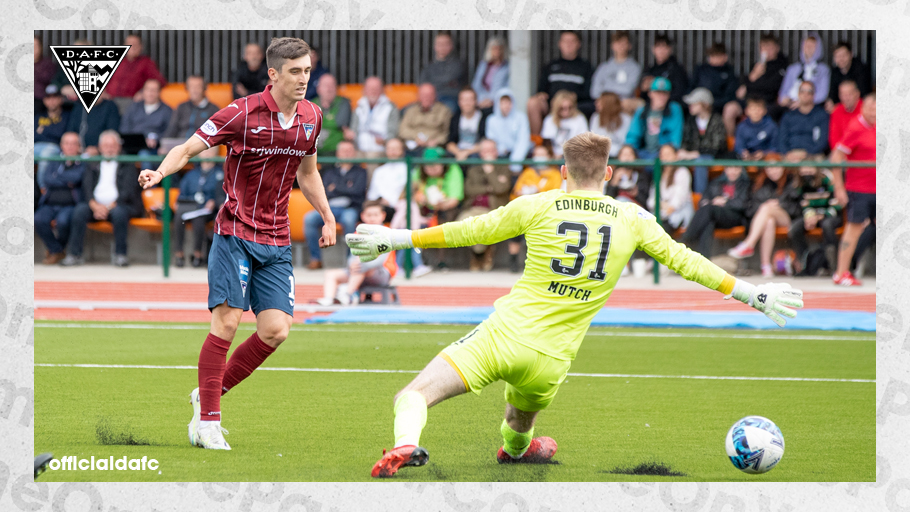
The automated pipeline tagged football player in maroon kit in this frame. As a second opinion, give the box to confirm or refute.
[140,37,334,450]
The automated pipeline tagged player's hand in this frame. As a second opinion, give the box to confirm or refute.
[139,169,163,190]
[319,221,337,248]
[345,224,412,263]
[725,280,804,327]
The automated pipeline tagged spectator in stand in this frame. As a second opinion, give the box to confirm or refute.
[349,76,401,165]
[678,87,728,194]
[527,31,594,136]
[647,144,694,230]
[605,145,650,208]
[734,96,779,161]
[690,43,738,114]
[305,47,328,101]
[106,34,167,114]
[162,75,220,140]
[485,88,531,172]
[367,137,409,220]
[826,41,871,112]
[458,139,512,272]
[590,31,642,114]
[828,80,863,151]
[589,92,631,157]
[120,79,173,168]
[507,145,562,272]
[724,33,789,135]
[541,90,589,157]
[445,87,488,161]
[312,74,351,156]
[681,165,751,258]
[315,201,398,306]
[419,31,468,116]
[34,132,84,265]
[727,154,802,277]
[779,32,830,110]
[34,36,57,112]
[398,83,452,154]
[232,42,269,99]
[66,95,121,157]
[643,34,689,105]
[63,130,143,267]
[35,85,71,189]
[303,140,367,270]
[788,157,842,273]
[471,37,509,113]
[413,146,463,225]
[625,77,684,159]
[173,145,224,268]
[777,81,829,156]
[831,92,875,286]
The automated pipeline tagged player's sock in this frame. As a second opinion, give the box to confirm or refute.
[501,419,533,458]
[198,332,232,421]
[221,332,276,395]
[393,391,427,448]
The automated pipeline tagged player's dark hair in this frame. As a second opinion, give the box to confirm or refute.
[563,132,612,188]
[653,34,672,47]
[267,37,311,74]
[759,33,778,45]
[707,42,727,56]
[836,41,853,53]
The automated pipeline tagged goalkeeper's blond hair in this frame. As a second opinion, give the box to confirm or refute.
[562,132,612,187]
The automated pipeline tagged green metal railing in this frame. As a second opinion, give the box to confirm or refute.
[35,154,875,282]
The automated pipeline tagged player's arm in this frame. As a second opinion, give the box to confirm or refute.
[297,154,337,248]
[139,135,208,189]
[634,207,803,326]
[345,195,532,255]
[828,147,849,206]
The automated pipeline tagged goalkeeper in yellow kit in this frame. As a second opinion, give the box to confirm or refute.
[346,133,804,478]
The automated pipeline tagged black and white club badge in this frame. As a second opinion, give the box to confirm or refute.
[50,45,130,113]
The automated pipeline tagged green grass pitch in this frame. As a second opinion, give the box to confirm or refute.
[34,322,875,482]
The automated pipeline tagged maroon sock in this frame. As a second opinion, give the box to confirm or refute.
[220,332,276,395]
[198,332,232,422]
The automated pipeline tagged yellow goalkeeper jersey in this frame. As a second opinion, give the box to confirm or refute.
[414,188,733,361]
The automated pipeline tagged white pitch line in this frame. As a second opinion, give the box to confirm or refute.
[33,323,875,341]
[34,363,874,383]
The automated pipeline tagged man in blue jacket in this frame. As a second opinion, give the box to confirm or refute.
[625,77,684,159]
[35,132,85,264]
[777,81,829,156]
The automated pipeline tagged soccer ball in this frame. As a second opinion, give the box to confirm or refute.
[772,249,801,276]
[725,416,785,474]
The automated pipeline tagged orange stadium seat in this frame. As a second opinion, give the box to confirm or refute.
[336,83,419,110]
[287,189,314,242]
[160,83,235,110]
[337,83,364,106]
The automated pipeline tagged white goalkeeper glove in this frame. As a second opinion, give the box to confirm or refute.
[725,280,804,327]
[344,224,414,262]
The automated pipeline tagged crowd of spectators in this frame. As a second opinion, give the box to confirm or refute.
[34,31,875,285]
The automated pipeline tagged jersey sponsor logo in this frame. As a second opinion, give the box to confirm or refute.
[636,206,654,220]
[303,123,316,140]
[238,259,250,297]
[251,126,266,134]
[201,120,217,136]
[251,146,308,157]
[546,281,593,301]
[49,45,129,114]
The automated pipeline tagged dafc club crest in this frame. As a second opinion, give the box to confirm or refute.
[50,45,130,113]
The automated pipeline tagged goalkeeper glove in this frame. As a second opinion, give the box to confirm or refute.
[725,279,804,327]
[344,225,414,262]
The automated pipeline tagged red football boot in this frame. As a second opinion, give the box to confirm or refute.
[371,445,429,478]
[497,437,558,464]
[833,271,862,286]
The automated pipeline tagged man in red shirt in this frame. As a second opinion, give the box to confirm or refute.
[107,34,167,113]
[830,92,875,286]
[139,37,335,450]
[828,80,862,150]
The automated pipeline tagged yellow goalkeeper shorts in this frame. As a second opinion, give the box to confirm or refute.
[439,321,571,412]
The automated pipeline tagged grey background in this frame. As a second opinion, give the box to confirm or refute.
[7,0,904,510]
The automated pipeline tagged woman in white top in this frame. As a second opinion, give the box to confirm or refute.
[589,92,630,157]
[540,90,589,157]
[647,144,694,230]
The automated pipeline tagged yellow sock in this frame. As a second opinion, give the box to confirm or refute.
[393,391,427,448]
[501,419,533,458]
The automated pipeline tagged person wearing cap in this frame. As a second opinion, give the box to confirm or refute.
[35,84,72,189]
[678,87,728,194]
[624,76,684,160]
[302,140,367,270]
[689,43,738,114]
[411,146,464,269]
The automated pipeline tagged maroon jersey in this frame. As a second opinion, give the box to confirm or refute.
[194,85,323,246]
